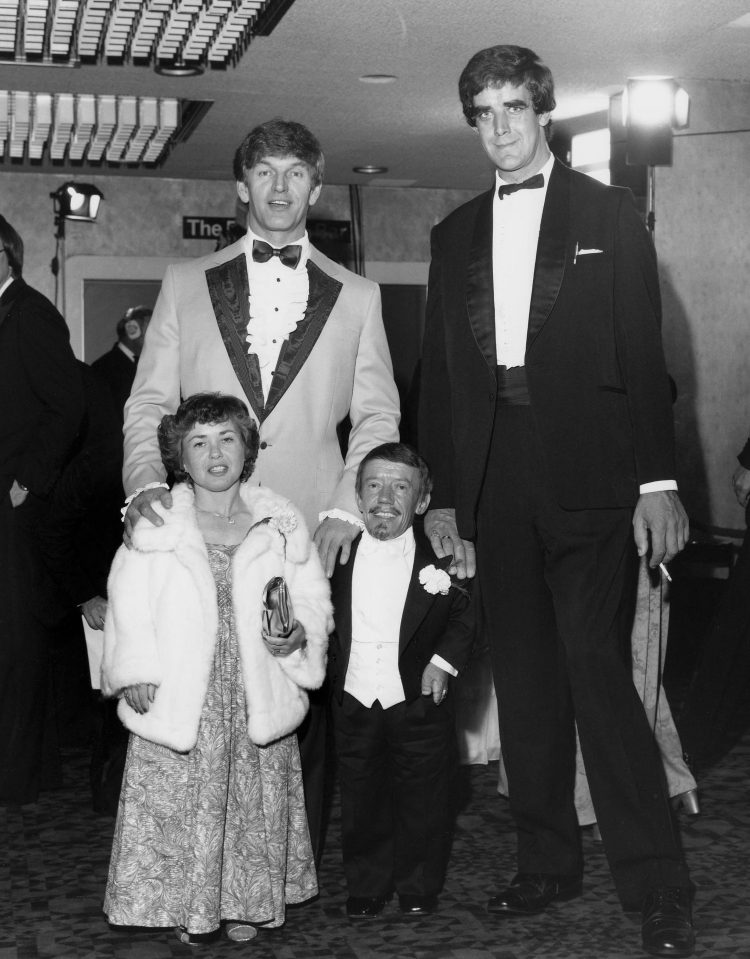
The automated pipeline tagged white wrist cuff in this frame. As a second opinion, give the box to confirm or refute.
[318,508,365,530]
[121,482,169,521]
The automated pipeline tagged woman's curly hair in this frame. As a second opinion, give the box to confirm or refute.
[158,392,260,485]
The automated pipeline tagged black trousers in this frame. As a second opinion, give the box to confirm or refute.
[331,692,456,899]
[476,405,689,907]
[0,495,61,804]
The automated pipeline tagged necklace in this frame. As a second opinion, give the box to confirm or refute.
[197,507,238,525]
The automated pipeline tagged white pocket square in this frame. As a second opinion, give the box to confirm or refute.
[574,243,604,262]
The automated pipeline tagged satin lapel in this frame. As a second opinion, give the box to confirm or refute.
[399,537,440,655]
[466,189,497,369]
[331,535,358,657]
[526,160,570,349]
[264,259,342,418]
[204,254,266,422]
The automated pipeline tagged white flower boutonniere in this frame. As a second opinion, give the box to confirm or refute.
[419,565,452,595]
[268,507,298,536]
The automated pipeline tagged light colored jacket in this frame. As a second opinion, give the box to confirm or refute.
[101,483,332,751]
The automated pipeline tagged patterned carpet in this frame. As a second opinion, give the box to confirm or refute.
[2,728,750,959]
[2,573,750,959]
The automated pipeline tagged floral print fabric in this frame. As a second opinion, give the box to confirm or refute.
[104,545,317,935]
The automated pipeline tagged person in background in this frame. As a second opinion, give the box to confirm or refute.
[120,119,400,860]
[90,305,152,418]
[418,45,694,958]
[0,213,84,805]
[103,392,331,944]
[328,443,475,919]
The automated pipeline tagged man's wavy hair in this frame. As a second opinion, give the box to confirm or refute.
[158,393,260,486]
[356,442,433,503]
[0,214,24,277]
[233,119,325,186]
[459,45,556,127]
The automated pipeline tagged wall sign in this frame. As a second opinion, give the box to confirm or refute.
[183,216,237,240]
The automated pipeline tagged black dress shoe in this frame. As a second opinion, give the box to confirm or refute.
[641,887,695,957]
[487,872,583,915]
[398,894,437,916]
[346,896,387,919]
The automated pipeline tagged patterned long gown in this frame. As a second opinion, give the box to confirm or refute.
[104,545,317,935]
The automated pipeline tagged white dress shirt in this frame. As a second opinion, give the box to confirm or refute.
[242,228,310,400]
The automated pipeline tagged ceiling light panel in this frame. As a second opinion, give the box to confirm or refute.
[0,89,187,166]
[0,0,295,68]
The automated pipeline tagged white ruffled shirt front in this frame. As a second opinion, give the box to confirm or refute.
[242,228,310,399]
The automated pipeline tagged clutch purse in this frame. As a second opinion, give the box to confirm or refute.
[263,576,294,637]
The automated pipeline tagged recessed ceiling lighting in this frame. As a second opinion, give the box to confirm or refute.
[358,74,397,84]
[353,165,389,174]
[155,60,205,78]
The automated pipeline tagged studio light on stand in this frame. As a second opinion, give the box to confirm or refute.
[622,77,689,242]
[50,182,104,310]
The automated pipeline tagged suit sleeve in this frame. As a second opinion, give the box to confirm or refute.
[122,267,181,494]
[613,191,676,485]
[418,226,456,509]
[17,299,84,497]
[433,582,476,675]
[328,281,401,515]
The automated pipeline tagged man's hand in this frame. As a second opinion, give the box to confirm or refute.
[423,507,476,579]
[9,480,29,508]
[123,682,157,715]
[313,517,360,578]
[81,595,108,630]
[632,490,689,568]
[732,465,750,509]
[421,662,451,705]
[123,487,172,547]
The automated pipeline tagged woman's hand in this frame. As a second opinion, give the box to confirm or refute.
[123,683,158,714]
[263,620,307,658]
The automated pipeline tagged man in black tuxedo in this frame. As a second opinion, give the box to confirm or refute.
[328,443,474,919]
[418,46,694,957]
[90,305,151,418]
[0,214,84,804]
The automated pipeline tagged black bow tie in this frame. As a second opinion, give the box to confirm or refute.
[497,173,544,200]
[251,239,302,269]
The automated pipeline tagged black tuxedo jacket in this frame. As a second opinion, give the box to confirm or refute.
[90,344,137,421]
[328,531,475,704]
[0,278,84,500]
[418,159,676,539]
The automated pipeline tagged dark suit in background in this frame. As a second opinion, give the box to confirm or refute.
[0,275,84,804]
[329,531,475,905]
[90,343,138,421]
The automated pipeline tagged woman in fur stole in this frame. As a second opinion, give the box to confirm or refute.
[102,392,332,944]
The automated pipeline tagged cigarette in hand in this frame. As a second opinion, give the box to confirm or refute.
[659,563,672,582]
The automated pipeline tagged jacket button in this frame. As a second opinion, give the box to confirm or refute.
[259,441,268,449]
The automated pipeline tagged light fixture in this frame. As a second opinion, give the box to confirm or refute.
[358,75,397,84]
[0,92,183,166]
[0,0,297,72]
[53,182,104,222]
[622,77,689,130]
[353,165,388,175]
[50,181,104,310]
[620,76,690,240]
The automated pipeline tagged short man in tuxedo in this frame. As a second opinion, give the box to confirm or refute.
[0,214,84,804]
[418,46,694,956]
[91,305,151,419]
[328,443,474,919]
[121,120,400,857]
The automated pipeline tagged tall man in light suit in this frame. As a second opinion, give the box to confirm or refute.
[418,46,694,957]
[122,120,401,857]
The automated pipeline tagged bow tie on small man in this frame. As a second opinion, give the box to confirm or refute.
[251,238,302,269]
[497,172,544,199]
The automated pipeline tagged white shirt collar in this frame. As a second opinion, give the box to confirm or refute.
[116,341,136,362]
[359,526,415,558]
